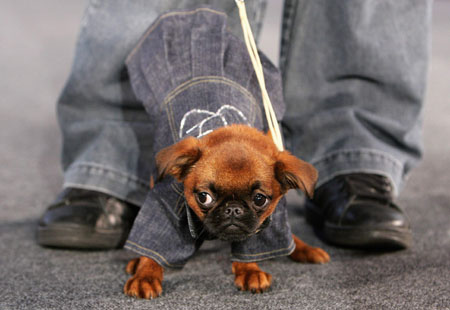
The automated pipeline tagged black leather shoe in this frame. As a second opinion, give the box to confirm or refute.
[37,188,139,249]
[305,173,412,250]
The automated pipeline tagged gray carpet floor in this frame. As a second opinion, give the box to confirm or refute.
[1,1,449,309]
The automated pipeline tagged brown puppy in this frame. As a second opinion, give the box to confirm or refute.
[124,125,329,298]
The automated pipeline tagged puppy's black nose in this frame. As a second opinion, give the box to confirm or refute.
[224,205,244,218]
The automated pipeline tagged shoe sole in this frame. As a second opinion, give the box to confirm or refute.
[37,223,126,250]
[305,203,412,250]
[322,225,412,250]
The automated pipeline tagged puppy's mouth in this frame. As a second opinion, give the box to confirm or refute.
[213,221,255,242]
[201,203,269,242]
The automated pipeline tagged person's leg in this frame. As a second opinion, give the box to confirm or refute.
[38,0,267,249]
[57,0,266,206]
[280,0,432,248]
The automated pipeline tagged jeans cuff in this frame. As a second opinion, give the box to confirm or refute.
[231,239,296,263]
[124,241,185,269]
[311,149,404,196]
[63,162,149,207]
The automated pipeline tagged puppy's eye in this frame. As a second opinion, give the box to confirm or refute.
[197,192,213,206]
[253,193,268,208]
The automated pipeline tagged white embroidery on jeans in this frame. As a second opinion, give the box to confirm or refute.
[179,105,249,138]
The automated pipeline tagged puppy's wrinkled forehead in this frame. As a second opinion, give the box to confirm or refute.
[197,143,273,191]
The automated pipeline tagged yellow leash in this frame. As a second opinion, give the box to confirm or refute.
[235,0,284,151]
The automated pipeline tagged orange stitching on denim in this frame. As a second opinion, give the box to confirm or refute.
[164,76,256,106]
[231,239,295,258]
[125,240,184,268]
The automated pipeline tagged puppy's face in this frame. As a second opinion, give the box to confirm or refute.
[156,125,317,242]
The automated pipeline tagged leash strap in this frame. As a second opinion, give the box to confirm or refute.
[235,0,284,151]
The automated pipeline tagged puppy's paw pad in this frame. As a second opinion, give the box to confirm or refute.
[234,270,272,293]
[290,246,330,264]
[124,276,163,299]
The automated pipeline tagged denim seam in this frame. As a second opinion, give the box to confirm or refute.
[68,162,149,188]
[231,239,295,261]
[176,195,185,216]
[170,182,184,195]
[168,183,186,215]
[63,118,153,126]
[124,240,184,268]
[126,8,227,63]
[279,0,299,76]
[164,76,257,106]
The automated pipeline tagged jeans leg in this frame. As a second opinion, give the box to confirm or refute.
[57,0,266,206]
[280,0,432,195]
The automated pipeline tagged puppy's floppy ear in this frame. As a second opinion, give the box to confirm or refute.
[155,137,201,182]
[274,151,318,198]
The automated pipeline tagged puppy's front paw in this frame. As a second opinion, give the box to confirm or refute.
[124,275,163,299]
[232,262,272,293]
[123,256,163,299]
[290,234,330,264]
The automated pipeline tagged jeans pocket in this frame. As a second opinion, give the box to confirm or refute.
[163,77,261,141]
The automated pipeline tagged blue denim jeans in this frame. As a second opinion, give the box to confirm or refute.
[58,0,431,207]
